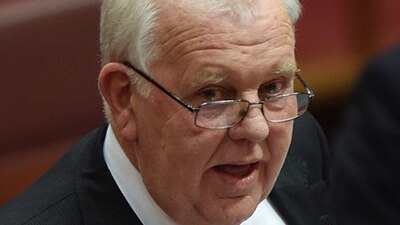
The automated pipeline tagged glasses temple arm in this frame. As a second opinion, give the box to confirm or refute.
[123,62,198,112]
[295,71,315,98]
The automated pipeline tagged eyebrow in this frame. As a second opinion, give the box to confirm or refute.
[191,63,297,87]
[273,63,298,74]
[191,72,227,88]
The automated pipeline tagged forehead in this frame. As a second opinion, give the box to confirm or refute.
[159,2,292,44]
[152,0,295,81]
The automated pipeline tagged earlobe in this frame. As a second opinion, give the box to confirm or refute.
[98,62,137,142]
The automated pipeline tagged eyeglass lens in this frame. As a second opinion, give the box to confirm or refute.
[195,93,309,129]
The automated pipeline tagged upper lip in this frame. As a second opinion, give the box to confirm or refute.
[210,144,266,168]
[214,159,262,167]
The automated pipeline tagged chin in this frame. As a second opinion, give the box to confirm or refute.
[203,195,260,225]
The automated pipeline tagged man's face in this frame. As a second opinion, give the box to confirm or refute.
[126,1,295,225]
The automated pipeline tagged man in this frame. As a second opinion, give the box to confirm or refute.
[331,45,400,225]
[0,0,335,224]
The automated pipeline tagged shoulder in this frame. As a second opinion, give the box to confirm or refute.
[278,111,329,187]
[358,45,400,96]
[0,126,107,225]
[367,44,400,73]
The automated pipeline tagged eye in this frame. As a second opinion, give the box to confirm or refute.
[196,87,229,103]
[259,80,287,98]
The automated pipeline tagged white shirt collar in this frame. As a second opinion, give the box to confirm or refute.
[103,125,286,225]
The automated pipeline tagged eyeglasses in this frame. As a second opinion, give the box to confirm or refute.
[123,62,314,129]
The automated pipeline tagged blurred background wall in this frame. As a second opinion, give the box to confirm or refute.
[0,0,103,207]
[1,0,399,207]
[296,0,400,139]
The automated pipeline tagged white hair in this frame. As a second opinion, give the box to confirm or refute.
[282,0,301,24]
[100,0,159,96]
[100,0,301,121]
[180,0,301,25]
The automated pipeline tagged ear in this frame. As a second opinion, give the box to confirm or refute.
[98,62,137,143]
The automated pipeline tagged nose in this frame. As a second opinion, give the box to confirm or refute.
[228,104,269,143]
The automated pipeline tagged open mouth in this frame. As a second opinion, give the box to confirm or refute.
[214,162,258,179]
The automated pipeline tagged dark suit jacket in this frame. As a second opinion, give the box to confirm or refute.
[0,112,335,225]
[331,45,400,225]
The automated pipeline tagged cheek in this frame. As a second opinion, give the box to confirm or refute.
[135,108,227,202]
[269,121,293,155]
[139,125,228,223]
[264,122,293,179]
[159,114,226,176]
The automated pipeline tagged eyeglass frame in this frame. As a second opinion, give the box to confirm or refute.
[123,61,314,128]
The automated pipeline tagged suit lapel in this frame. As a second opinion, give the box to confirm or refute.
[71,124,144,225]
[270,155,331,225]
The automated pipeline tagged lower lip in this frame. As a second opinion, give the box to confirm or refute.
[213,163,259,190]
